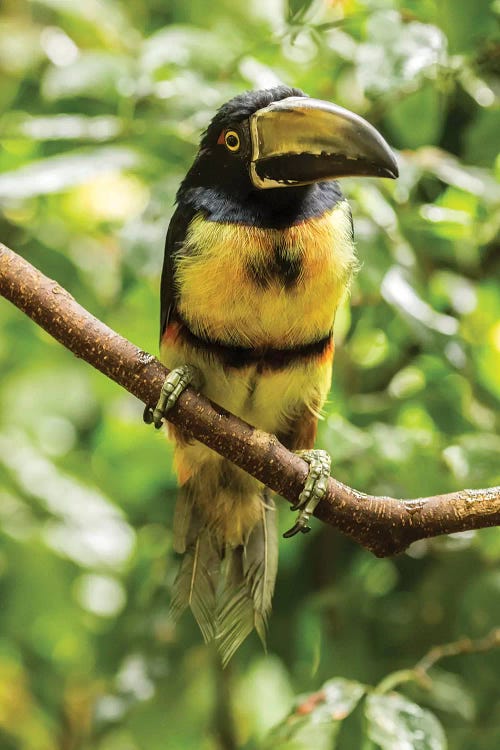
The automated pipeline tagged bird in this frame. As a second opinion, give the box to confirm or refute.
[144,86,398,663]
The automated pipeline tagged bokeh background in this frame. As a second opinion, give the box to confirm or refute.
[0,0,499,748]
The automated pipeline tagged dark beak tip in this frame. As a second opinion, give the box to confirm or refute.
[381,156,399,180]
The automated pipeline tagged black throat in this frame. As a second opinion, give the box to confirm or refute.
[178,180,344,230]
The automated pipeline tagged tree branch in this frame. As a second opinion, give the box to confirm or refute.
[1,241,499,557]
[375,628,500,693]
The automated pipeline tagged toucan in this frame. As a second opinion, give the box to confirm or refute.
[144,86,398,663]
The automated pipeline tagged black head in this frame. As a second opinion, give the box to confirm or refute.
[199,85,306,150]
[178,86,398,202]
[179,86,305,199]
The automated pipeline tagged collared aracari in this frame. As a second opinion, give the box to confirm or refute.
[144,86,398,662]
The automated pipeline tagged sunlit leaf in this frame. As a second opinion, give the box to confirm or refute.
[266,678,366,748]
[42,53,133,101]
[381,266,459,336]
[0,19,44,74]
[0,147,139,201]
[365,692,447,750]
[16,114,123,142]
[357,12,446,95]
[141,25,239,75]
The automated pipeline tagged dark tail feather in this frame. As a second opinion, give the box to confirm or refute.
[170,490,221,643]
[216,491,278,665]
[170,485,278,662]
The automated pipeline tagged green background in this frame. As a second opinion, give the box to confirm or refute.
[0,0,499,748]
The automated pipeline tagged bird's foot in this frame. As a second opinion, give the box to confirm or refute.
[143,364,202,429]
[283,449,331,538]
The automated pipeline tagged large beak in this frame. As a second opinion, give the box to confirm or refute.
[249,96,398,189]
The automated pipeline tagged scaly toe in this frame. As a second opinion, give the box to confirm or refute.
[143,364,202,430]
[283,449,331,539]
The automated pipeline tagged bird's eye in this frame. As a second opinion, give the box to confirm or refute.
[224,130,240,152]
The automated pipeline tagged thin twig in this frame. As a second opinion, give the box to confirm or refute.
[415,628,500,675]
[376,628,500,693]
[1,241,499,557]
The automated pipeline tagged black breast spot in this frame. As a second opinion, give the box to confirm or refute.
[245,240,302,288]
[273,240,301,287]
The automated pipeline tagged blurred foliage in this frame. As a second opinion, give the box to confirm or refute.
[0,0,499,748]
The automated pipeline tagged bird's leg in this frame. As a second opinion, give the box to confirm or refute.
[143,365,203,429]
[283,450,331,538]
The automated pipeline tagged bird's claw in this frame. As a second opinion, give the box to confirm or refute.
[143,364,202,429]
[283,450,331,538]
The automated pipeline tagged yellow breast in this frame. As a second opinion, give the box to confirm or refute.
[175,201,356,348]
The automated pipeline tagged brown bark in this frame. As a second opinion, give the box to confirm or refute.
[1,241,499,557]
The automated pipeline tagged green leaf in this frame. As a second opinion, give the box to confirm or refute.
[464,108,500,167]
[437,0,498,53]
[365,692,447,750]
[266,678,366,749]
[409,668,475,721]
[287,0,319,24]
[387,84,444,149]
